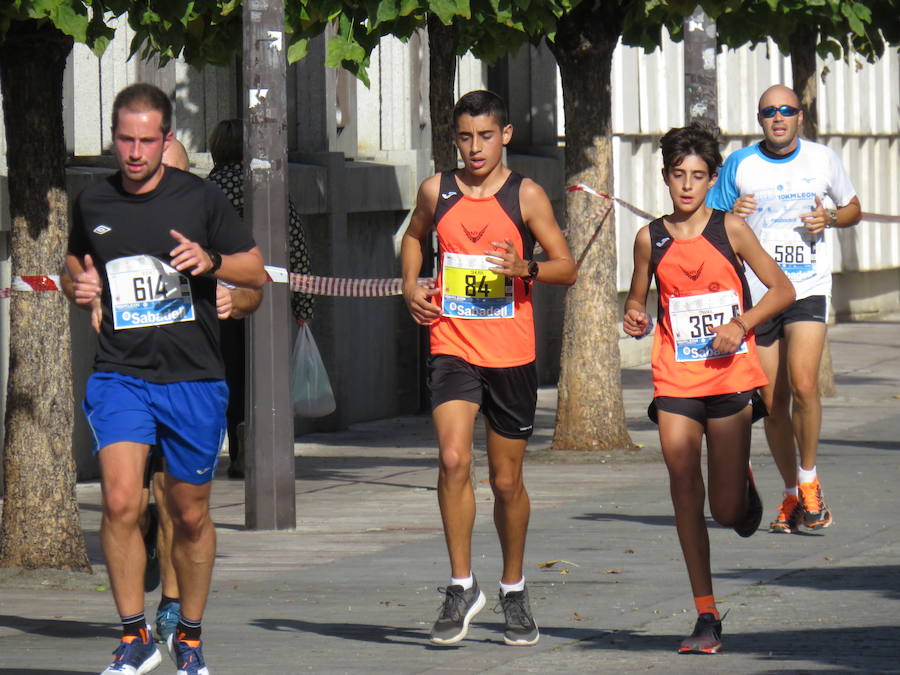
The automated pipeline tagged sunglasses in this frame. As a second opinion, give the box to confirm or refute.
[758,105,801,118]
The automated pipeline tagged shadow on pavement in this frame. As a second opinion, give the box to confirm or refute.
[0,615,118,640]
[572,512,677,528]
[248,617,429,645]
[579,623,900,668]
[718,564,900,599]
[0,670,96,675]
[820,438,900,452]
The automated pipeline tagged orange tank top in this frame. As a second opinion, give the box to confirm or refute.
[430,171,535,367]
[648,210,768,397]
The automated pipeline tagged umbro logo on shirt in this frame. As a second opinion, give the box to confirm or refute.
[93,225,112,235]
[655,237,671,247]
[441,191,458,199]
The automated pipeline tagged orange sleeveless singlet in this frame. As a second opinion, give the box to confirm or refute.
[429,171,535,368]
[649,210,768,398]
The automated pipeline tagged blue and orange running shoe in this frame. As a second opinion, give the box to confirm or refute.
[101,626,161,674]
[167,633,210,675]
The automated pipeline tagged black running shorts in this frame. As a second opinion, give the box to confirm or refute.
[754,295,827,347]
[428,355,537,439]
[649,390,766,425]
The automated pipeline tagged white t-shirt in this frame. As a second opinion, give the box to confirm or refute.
[707,139,857,303]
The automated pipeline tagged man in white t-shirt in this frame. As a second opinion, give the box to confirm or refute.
[707,84,861,534]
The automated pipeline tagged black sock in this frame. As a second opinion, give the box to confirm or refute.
[158,595,180,610]
[121,612,146,639]
[175,616,202,641]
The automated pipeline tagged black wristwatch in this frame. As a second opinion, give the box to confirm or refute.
[205,248,222,274]
[526,260,539,282]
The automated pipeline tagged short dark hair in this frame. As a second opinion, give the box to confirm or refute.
[452,90,509,129]
[208,119,243,166]
[112,83,172,135]
[659,120,722,176]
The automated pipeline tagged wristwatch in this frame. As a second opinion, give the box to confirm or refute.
[205,248,222,273]
[826,209,838,228]
[526,260,539,281]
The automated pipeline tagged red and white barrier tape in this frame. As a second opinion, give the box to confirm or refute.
[286,272,434,297]
[0,274,61,298]
[566,184,656,220]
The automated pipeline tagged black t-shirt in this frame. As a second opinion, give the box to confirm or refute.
[68,167,256,383]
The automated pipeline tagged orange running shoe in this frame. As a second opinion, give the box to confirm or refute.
[800,477,833,529]
[769,494,802,534]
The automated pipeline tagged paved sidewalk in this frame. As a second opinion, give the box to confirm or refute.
[1,320,899,674]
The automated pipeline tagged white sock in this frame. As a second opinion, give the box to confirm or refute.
[798,466,817,484]
[784,486,799,498]
[451,574,473,590]
[499,577,525,596]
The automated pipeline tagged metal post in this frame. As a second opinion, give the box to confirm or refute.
[243,0,296,529]
[684,7,718,123]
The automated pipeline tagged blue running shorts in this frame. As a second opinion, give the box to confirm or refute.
[83,372,228,485]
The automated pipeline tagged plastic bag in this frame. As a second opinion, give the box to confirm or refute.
[291,323,336,417]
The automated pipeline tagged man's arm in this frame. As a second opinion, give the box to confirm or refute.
[400,175,441,326]
[62,252,103,333]
[487,178,577,286]
[169,230,268,289]
[800,195,861,236]
[216,283,263,320]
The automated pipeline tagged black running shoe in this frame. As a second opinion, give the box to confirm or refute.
[496,586,539,646]
[430,576,486,645]
[678,612,722,654]
[143,504,161,593]
[734,466,763,538]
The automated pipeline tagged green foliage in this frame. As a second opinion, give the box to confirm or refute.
[714,0,899,63]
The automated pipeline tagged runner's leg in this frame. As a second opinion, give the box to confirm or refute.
[783,321,827,471]
[757,340,797,489]
[434,400,480,578]
[165,475,216,625]
[658,411,709,597]
[100,441,152,618]
[706,405,754,526]
[485,426,529,585]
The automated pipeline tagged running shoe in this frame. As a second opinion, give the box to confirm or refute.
[143,504,160,593]
[430,576,486,645]
[800,477,833,529]
[733,466,763,538]
[155,600,181,644]
[101,627,161,674]
[167,633,211,675]
[496,586,540,646]
[769,493,802,534]
[678,612,722,654]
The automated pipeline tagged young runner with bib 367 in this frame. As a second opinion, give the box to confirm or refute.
[401,90,576,647]
[623,122,794,654]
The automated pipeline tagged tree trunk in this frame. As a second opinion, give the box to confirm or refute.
[547,6,634,451]
[427,14,459,173]
[0,21,90,571]
[789,25,836,398]
[790,24,819,142]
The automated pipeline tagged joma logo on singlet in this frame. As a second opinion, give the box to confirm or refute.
[679,261,705,281]
[461,223,489,243]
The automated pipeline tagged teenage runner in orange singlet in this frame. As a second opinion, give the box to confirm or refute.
[401,90,576,647]
[624,122,794,654]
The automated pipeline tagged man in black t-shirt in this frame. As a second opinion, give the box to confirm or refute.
[64,83,266,675]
